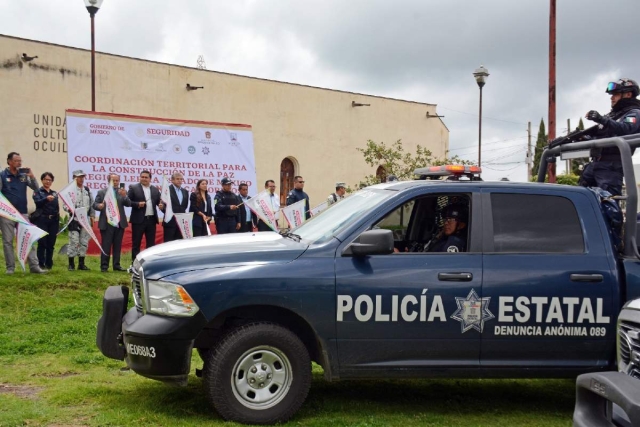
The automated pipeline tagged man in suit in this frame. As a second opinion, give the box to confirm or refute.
[237,182,255,232]
[163,172,189,242]
[128,170,163,263]
[94,173,132,272]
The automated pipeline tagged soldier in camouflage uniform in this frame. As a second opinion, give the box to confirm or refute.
[64,170,95,270]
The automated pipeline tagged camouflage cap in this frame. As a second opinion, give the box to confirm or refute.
[72,169,86,177]
[336,182,346,188]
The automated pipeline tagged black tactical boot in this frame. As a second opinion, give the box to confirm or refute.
[78,257,90,271]
[68,257,75,271]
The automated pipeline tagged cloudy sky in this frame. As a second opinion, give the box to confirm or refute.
[2,0,638,181]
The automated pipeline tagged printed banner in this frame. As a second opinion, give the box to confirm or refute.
[160,175,174,223]
[57,180,79,214]
[245,190,278,231]
[282,199,307,228]
[17,222,48,272]
[174,213,194,239]
[309,201,329,217]
[104,184,120,227]
[65,110,257,217]
[0,192,29,225]
[75,207,105,255]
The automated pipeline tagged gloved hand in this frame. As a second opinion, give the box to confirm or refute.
[586,110,604,123]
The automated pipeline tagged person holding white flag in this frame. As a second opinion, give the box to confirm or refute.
[282,199,307,229]
[94,173,132,272]
[0,151,46,274]
[61,170,95,271]
[162,172,188,242]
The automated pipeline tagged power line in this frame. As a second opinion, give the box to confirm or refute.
[449,136,528,151]
[452,142,527,156]
[440,106,525,125]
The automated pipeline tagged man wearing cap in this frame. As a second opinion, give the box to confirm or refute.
[581,78,640,196]
[162,172,189,242]
[327,182,346,206]
[428,204,468,253]
[0,152,46,274]
[214,177,241,234]
[64,169,95,271]
[286,176,310,219]
[94,173,132,272]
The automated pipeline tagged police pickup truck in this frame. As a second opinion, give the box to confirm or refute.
[98,134,640,425]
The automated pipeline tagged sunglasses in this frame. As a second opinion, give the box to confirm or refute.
[296,181,305,184]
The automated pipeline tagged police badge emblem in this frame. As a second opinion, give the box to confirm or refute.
[447,246,459,252]
[450,289,495,333]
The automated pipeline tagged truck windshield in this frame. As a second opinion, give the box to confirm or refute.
[291,188,394,244]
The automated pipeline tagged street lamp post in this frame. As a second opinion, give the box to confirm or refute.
[84,0,105,112]
[473,65,489,167]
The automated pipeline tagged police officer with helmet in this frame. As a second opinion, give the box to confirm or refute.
[428,204,468,253]
[580,78,640,196]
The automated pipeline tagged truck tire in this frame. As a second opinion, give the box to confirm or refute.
[202,322,311,425]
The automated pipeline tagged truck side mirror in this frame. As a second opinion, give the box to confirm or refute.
[345,229,394,257]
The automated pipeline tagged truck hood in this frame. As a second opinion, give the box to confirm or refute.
[137,232,308,280]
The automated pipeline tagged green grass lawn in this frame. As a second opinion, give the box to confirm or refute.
[0,234,575,426]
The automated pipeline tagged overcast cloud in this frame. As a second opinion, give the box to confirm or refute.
[2,0,638,181]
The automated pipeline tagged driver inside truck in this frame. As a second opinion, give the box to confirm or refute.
[426,204,468,252]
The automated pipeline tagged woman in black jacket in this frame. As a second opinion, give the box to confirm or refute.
[32,172,59,269]
[189,179,213,237]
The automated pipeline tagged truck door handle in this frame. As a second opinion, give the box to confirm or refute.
[438,272,473,281]
[570,274,604,283]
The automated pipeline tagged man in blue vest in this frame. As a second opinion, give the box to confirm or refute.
[0,152,47,274]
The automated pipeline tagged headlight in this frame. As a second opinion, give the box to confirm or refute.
[145,280,200,317]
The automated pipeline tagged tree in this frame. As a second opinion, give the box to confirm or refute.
[571,117,589,176]
[532,118,547,176]
[356,139,471,188]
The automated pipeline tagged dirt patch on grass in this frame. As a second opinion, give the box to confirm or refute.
[31,370,79,378]
[0,383,43,399]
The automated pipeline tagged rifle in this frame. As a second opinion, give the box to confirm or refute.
[548,124,599,149]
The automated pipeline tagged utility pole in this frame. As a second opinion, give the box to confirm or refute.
[547,0,557,183]
[566,118,571,175]
[527,121,533,180]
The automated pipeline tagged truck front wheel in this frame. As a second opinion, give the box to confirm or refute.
[203,322,311,425]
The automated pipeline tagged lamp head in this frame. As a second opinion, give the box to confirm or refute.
[84,0,104,15]
[473,65,489,88]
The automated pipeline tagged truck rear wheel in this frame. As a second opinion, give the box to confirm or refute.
[203,322,311,425]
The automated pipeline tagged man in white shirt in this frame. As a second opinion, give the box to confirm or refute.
[257,179,279,231]
[128,170,163,262]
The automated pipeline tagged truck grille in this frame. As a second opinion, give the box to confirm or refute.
[619,321,640,379]
[131,267,144,312]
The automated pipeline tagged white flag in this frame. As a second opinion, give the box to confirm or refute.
[75,206,105,255]
[104,182,120,228]
[245,190,278,231]
[0,192,29,225]
[174,213,194,239]
[282,199,307,228]
[16,222,48,272]
[160,175,174,223]
[309,201,329,217]
[57,180,78,214]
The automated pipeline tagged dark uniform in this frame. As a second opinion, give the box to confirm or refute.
[214,188,241,234]
[32,186,60,269]
[430,232,467,253]
[286,188,310,220]
[580,78,640,196]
